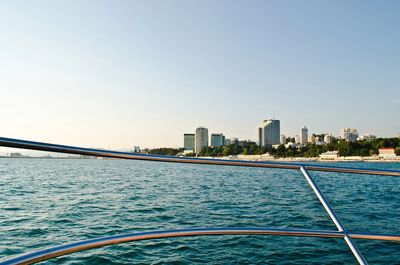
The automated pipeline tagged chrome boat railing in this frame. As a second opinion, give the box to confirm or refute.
[0,136,399,265]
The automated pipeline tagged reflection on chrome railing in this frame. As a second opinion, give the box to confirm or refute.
[1,228,400,265]
[0,136,399,265]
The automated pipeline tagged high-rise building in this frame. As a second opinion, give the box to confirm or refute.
[280,134,286,145]
[300,126,308,145]
[341,128,358,142]
[183,133,195,151]
[195,127,208,154]
[211,133,225,147]
[257,127,263,146]
[295,135,301,144]
[257,119,280,147]
[224,138,231,145]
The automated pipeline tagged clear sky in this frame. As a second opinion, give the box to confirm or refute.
[0,0,399,151]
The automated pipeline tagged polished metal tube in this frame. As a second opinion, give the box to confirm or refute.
[300,167,367,265]
[1,227,399,265]
[350,233,400,241]
[3,228,345,265]
[0,137,399,177]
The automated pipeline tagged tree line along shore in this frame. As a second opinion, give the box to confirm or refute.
[146,137,400,158]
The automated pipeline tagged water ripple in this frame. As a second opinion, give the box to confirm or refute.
[0,159,399,264]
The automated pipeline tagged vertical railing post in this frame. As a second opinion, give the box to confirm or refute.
[300,166,367,265]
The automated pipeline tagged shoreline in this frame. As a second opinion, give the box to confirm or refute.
[1,156,399,163]
[199,155,400,163]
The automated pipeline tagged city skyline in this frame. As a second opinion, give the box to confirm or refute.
[0,1,399,151]
[0,117,398,154]
[185,121,393,149]
[0,120,398,156]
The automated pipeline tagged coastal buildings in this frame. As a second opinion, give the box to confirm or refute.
[257,127,263,146]
[309,134,316,144]
[184,134,195,151]
[195,127,208,154]
[324,134,333,144]
[378,148,396,158]
[359,133,376,141]
[300,126,308,145]
[230,138,238,144]
[257,119,280,147]
[319,151,339,160]
[238,139,252,146]
[341,128,359,142]
[133,146,141,153]
[315,138,325,145]
[211,133,225,147]
[280,134,286,145]
[178,123,398,161]
[182,122,391,158]
[184,128,228,153]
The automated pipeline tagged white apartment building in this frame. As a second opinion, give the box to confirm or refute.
[195,127,208,154]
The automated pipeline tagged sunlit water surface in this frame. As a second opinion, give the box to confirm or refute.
[0,158,399,264]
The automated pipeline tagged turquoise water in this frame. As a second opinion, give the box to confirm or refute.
[0,158,399,264]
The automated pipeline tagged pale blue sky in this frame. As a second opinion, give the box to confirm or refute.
[0,0,399,150]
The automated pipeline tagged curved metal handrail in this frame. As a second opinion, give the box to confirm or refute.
[1,227,400,265]
[0,137,399,176]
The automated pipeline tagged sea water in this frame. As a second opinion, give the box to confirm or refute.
[0,158,399,264]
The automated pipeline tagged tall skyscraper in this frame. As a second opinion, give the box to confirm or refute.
[195,127,208,154]
[300,126,308,145]
[257,119,280,147]
[183,133,195,151]
[211,133,225,147]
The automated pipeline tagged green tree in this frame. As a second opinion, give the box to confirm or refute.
[222,146,232,156]
[395,148,400,156]
[369,149,376,156]
[337,140,350,156]
[243,147,249,155]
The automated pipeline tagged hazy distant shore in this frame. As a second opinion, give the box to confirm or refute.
[1,155,399,163]
[199,154,400,163]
